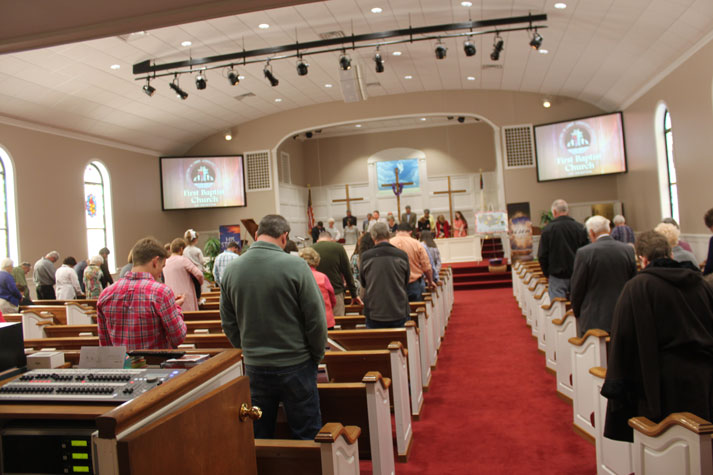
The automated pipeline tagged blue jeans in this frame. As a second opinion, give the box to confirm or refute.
[548,275,570,300]
[365,317,408,329]
[407,277,425,302]
[245,359,321,440]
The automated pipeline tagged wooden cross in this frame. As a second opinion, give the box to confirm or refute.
[331,184,363,212]
[380,167,413,219]
[433,176,467,225]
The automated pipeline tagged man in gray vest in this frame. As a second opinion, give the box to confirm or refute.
[33,251,59,300]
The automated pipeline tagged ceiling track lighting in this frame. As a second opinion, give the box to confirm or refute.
[530,29,543,50]
[435,41,447,60]
[263,61,279,87]
[296,56,309,76]
[227,67,240,86]
[132,13,548,97]
[142,79,156,97]
[463,38,476,57]
[373,50,384,73]
[339,52,352,70]
[490,34,504,61]
[195,71,207,90]
[169,75,188,100]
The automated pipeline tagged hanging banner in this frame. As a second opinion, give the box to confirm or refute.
[506,202,533,261]
[219,225,242,250]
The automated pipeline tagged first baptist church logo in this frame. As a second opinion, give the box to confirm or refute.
[559,120,595,155]
[186,159,220,189]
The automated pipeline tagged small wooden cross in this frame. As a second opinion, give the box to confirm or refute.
[331,184,364,212]
[380,167,413,219]
[433,176,466,225]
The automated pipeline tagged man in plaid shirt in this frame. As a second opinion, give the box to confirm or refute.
[97,237,187,349]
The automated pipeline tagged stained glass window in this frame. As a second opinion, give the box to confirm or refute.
[663,110,680,223]
[84,162,115,271]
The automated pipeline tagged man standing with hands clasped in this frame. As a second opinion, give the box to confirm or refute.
[390,222,434,301]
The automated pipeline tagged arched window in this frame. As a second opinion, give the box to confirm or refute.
[662,110,680,223]
[83,162,115,271]
[0,146,18,263]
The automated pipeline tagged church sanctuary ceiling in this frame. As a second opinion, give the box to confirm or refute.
[0,0,711,155]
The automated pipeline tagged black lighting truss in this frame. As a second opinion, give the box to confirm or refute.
[133,13,547,81]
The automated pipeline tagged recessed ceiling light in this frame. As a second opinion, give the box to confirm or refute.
[258,23,270,29]
[466,76,476,81]
[355,124,362,128]
[324,83,333,88]
[404,75,413,79]
[238,75,245,80]
[392,51,402,56]
[461,1,473,6]
[274,98,282,102]
[181,40,192,47]
[420,117,427,121]
[539,49,549,54]
[110,64,120,70]
[371,7,383,13]
[554,2,566,8]
[542,99,552,108]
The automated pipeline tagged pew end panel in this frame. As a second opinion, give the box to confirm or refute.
[629,413,713,475]
[568,329,609,441]
[553,310,576,402]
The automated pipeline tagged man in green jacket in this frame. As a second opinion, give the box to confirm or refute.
[220,214,327,440]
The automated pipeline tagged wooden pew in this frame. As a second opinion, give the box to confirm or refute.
[629,413,713,475]
[323,342,414,461]
[541,297,568,374]
[256,423,361,475]
[568,329,609,442]
[552,309,577,402]
[589,367,633,475]
[183,310,221,321]
[317,372,395,475]
[29,299,98,309]
[65,302,97,325]
[42,320,225,338]
[20,305,67,324]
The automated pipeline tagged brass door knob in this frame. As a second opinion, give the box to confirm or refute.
[240,403,262,421]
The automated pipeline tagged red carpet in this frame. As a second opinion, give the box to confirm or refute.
[362,287,595,474]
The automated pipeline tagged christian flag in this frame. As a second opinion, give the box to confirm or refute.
[307,186,315,229]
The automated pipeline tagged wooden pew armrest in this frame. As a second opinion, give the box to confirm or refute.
[541,298,568,310]
[589,367,606,379]
[629,413,713,436]
[387,341,407,357]
[315,423,361,444]
[568,328,609,346]
[362,371,391,390]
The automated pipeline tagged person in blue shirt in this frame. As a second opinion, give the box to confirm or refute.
[0,258,23,314]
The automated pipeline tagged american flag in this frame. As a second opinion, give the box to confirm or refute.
[307,186,315,229]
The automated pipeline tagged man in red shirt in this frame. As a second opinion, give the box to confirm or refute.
[97,237,186,349]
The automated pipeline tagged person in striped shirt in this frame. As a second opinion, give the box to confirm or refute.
[212,241,240,286]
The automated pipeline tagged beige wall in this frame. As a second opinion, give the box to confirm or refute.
[619,39,713,234]
[189,89,607,222]
[0,122,188,267]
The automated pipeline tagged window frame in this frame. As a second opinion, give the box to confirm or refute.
[83,161,115,272]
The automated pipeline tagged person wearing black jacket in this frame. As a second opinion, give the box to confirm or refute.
[98,247,114,288]
[360,222,410,329]
[537,199,589,299]
[602,231,713,442]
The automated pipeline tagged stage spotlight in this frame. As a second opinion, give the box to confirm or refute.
[374,52,385,73]
[306,131,313,138]
[490,35,504,61]
[227,68,240,86]
[457,116,465,123]
[530,30,543,50]
[263,62,279,87]
[142,79,155,97]
[339,53,352,71]
[169,76,188,100]
[195,72,207,90]
[435,42,447,60]
[296,58,309,76]
[463,39,476,57]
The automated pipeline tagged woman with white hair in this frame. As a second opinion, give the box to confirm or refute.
[55,256,84,299]
[83,255,104,299]
[0,258,23,313]
[654,222,699,269]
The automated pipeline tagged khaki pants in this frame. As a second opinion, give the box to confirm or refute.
[0,298,19,314]
[333,292,345,316]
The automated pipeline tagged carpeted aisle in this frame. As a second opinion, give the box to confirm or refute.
[364,287,596,474]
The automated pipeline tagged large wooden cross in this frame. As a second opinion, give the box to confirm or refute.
[380,167,413,219]
[331,184,363,212]
[433,176,466,225]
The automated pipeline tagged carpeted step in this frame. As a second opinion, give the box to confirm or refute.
[453,279,513,289]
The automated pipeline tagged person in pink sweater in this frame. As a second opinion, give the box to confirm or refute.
[163,238,204,312]
[299,247,336,329]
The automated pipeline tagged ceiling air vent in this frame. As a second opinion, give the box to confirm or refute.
[482,64,504,70]
[319,31,346,40]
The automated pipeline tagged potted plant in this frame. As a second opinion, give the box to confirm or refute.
[203,237,222,282]
[540,210,554,226]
